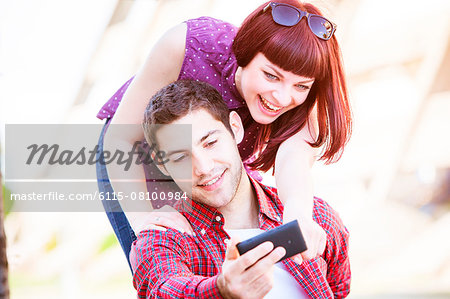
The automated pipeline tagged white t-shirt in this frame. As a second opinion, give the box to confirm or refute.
[225,228,309,298]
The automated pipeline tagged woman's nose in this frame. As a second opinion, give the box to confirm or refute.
[272,87,292,106]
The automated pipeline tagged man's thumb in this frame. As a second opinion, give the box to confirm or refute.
[225,237,240,260]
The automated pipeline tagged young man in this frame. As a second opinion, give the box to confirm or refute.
[131,80,350,298]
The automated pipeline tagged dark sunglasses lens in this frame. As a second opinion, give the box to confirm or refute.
[272,5,300,26]
[309,15,333,39]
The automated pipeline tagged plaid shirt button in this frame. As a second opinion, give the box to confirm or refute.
[201,229,206,235]
[215,216,221,222]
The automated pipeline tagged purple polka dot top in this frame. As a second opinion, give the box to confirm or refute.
[97,16,261,162]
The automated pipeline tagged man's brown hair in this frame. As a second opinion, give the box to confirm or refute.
[143,80,232,146]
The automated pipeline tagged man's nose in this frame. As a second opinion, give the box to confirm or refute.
[192,153,214,177]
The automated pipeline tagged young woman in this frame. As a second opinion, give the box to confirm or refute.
[97,0,352,265]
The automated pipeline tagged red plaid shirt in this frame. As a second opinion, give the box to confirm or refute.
[130,176,351,298]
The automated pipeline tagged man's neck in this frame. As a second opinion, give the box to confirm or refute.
[218,168,259,230]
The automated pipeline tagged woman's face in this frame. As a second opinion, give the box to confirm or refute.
[235,53,315,125]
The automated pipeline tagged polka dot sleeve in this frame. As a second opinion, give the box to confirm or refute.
[179,17,236,89]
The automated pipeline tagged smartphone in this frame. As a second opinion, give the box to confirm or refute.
[236,220,307,262]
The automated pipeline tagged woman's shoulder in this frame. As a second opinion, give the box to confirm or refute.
[179,16,241,101]
[184,16,237,54]
[185,16,236,32]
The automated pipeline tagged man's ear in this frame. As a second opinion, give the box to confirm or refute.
[229,111,244,144]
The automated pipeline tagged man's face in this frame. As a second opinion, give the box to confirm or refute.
[155,109,243,209]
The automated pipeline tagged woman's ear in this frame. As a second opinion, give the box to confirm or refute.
[229,111,244,144]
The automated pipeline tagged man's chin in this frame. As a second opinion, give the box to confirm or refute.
[192,190,230,207]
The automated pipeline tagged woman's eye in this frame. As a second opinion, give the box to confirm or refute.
[295,84,310,90]
[264,71,278,80]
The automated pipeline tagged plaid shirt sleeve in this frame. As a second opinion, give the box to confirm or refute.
[314,198,351,298]
[131,230,223,299]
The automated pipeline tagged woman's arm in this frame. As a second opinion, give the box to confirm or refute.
[103,22,193,233]
[274,105,327,261]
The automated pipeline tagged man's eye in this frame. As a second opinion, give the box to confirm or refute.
[205,140,217,148]
[172,154,187,162]
[264,71,278,80]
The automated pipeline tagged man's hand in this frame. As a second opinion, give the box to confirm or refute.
[131,205,194,235]
[290,218,326,264]
[217,239,286,299]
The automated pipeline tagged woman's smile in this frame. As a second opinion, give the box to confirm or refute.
[259,95,283,112]
[258,94,283,116]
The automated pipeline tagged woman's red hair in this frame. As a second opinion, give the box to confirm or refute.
[232,0,352,171]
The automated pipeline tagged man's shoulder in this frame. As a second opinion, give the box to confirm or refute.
[132,228,190,253]
[312,197,349,241]
[258,180,347,230]
[130,229,191,272]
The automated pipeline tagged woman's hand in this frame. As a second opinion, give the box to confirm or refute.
[131,205,194,236]
[289,217,327,264]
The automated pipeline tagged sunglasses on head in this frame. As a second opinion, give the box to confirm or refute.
[263,2,336,40]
